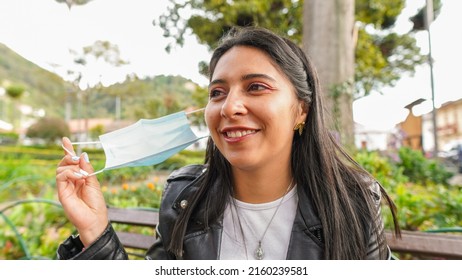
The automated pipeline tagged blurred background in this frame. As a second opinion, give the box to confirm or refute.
[0,0,461,260]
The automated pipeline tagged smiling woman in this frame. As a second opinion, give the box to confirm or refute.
[55,26,400,260]
[205,46,306,180]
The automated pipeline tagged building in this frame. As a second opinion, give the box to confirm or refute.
[396,97,462,155]
[422,98,462,152]
[397,98,425,152]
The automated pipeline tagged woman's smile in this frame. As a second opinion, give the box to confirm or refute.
[221,127,259,142]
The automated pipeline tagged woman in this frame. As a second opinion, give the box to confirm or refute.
[56,26,399,260]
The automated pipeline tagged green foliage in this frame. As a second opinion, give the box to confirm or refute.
[355,0,404,29]
[156,149,205,171]
[155,0,426,98]
[102,180,163,209]
[157,0,302,52]
[54,0,93,5]
[354,28,426,96]
[0,199,73,259]
[98,165,154,186]
[0,144,202,259]
[0,155,55,202]
[5,84,25,99]
[26,117,71,145]
[82,40,128,66]
[0,132,19,145]
[54,0,93,9]
[97,75,201,120]
[409,0,443,31]
[354,149,407,190]
[0,149,69,259]
[89,124,104,139]
[397,147,453,185]
[385,182,462,231]
[355,147,461,231]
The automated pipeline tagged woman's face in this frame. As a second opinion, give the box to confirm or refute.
[205,46,307,171]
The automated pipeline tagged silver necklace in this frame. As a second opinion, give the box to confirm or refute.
[234,179,293,260]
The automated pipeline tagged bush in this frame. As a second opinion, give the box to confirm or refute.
[26,117,70,145]
[0,132,19,145]
[355,148,462,231]
[397,147,453,185]
[355,150,407,190]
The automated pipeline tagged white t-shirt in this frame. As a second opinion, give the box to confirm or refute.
[220,186,298,260]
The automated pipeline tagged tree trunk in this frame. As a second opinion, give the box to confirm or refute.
[302,0,355,150]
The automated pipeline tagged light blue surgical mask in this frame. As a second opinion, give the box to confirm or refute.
[63,110,208,176]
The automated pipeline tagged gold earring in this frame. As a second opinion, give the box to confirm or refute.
[293,122,305,136]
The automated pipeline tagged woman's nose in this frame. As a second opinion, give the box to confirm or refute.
[220,91,247,119]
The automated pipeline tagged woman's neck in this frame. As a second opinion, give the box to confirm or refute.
[231,164,293,204]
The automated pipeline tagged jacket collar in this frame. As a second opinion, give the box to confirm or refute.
[169,166,324,259]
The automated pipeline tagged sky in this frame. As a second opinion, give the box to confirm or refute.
[0,0,461,132]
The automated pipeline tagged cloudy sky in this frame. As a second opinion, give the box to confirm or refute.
[0,0,461,131]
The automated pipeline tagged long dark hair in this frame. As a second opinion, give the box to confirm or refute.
[168,26,399,259]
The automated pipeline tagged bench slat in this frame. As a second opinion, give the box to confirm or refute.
[114,231,156,251]
[108,207,159,227]
[385,230,462,259]
[108,208,159,254]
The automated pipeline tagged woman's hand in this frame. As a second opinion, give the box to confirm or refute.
[56,137,108,247]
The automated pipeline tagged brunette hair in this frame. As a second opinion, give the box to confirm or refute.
[168,26,399,259]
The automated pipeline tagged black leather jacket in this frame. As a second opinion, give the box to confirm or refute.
[57,164,389,260]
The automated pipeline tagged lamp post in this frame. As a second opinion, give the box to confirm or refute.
[425,0,438,157]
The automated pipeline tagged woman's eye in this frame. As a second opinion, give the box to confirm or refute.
[248,83,268,91]
[209,89,225,99]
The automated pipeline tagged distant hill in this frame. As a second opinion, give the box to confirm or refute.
[101,75,204,120]
[0,43,205,122]
[0,42,70,117]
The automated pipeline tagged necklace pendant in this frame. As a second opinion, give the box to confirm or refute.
[255,241,264,260]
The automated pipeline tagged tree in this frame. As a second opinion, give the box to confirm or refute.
[66,40,128,144]
[154,0,427,148]
[303,0,355,148]
[68,40,128,90]
[5,84,26,131]
[409,0,442,31]
[54,0,94,10]
[26,117,70,145]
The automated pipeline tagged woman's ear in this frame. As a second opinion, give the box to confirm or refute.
[297,101,308,123]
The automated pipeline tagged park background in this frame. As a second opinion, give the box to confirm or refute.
[0,0,461,260]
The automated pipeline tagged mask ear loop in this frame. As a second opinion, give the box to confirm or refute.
[185,108,210,138]
[61,144,76,157]
[185,108,205,115]
[61,143,105,177]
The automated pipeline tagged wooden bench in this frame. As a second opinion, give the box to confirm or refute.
[385,230,462,259]
[107,207,159,258]
[107,207,462,259]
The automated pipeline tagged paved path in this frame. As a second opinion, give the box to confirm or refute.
[449,173,462,186]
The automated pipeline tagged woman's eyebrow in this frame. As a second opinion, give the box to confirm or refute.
[241,73,276,82]
[209,73,276,88]
[208,79,226,88]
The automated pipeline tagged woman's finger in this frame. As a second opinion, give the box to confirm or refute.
[77,152,101,188]
[56,167,88,184]
[61,137,77,157]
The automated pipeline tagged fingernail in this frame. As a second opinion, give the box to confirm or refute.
[72,156,80,161]
[73,172,83,178]
[82,152,90,163]
[79,169,89,176]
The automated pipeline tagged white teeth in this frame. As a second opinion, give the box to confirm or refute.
[226,130,255,138]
